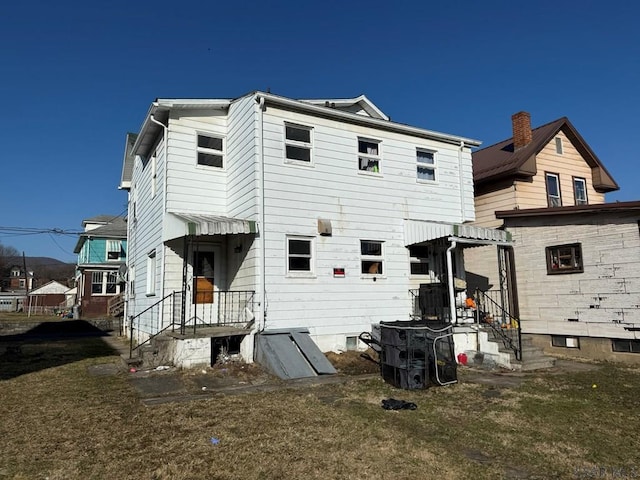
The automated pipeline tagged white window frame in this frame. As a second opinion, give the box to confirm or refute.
[358,138,381,174]
[284,123,313,165]
[555,136,563,154]
[360,240,384,277]
[545,172,562,207]
[90,271,121,296]
[196,133,225,169]
[106,240,123,261]
[146,250,156,296]
[286,236,315,277]
[573,177,588,205]
[416,148,437,182]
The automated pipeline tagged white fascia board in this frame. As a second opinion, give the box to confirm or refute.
[257,92,480,147]
[131,99,232,155]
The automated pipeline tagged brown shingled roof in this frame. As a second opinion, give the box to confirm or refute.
[472,116,619,193]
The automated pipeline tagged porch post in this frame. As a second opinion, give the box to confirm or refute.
[446,240,457,324]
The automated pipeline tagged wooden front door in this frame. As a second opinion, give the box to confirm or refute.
[194,251,215,304]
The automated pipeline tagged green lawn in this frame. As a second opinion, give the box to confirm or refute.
[1,329,639,479]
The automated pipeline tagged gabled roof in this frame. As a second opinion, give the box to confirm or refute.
[299,95,389,120]
[473,117,619,192]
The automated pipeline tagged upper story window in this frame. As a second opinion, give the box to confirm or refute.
[197,134,224,168]
[361,240,383,275]
[286,236,314,276]
[106,240,124,261]
[285,124,312,164]
[358,138,381,173]
[555,137,563,155]
[416,149,436,182]
[573,177,588,205]
[545,172,561,207]
[546,243,583,274]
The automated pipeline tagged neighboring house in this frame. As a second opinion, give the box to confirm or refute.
[74,216,127,317]
[120,91,510,370]
[27,280,68,314]
[2,265,34,292]
[465,112,640,363]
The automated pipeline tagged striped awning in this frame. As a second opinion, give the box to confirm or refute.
[164,212,257,241]
[403,220,511,247]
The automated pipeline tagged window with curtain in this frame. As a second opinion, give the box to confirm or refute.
[417,149,436,181]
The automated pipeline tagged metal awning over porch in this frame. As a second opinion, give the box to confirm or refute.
[164,212,257,241]
[403,220,512,247]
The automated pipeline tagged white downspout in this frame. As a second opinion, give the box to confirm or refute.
[446,240,457,324]
[257,96,267,332]
[150,114,168,330]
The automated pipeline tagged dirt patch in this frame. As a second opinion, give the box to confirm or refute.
[325,349,380,375]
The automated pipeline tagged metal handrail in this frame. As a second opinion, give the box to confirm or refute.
[475,289,522,361]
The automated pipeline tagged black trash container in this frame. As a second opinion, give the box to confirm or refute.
[378,320,457,389]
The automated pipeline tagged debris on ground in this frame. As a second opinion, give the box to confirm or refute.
[381,398,417,410]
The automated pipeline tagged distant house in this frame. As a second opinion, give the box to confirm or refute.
[465,112,640,364]
[27,280,68,314]
[2,265,35,292]
[74,215,127,317]
[120,91,511,371]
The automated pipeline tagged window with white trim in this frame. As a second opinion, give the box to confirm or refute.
[284,124,312,163]
[358,138,381,173]
[91,271,121,295]
[287,236,314,275]
[106,240,124,261]
[146,250,156,296]
[417,149,436,182]
[409,246,430,276]
[573,177,588,205]
[545,172,561,207]
[197,134,224,168]
[361,240,383,275]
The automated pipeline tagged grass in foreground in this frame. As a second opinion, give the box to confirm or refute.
[1,334,639,479]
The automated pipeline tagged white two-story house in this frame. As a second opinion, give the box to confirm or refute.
[120,92,510,371]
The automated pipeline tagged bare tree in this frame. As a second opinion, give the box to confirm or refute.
[0,242,20,274]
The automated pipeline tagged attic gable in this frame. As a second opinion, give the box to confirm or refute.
[472,114,618,193]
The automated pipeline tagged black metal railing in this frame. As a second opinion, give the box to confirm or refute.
[475,289,522,361]
[409,284,450,322]
[129,290,255,359]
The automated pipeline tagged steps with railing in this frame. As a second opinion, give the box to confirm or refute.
[475,289,522,361]
[108,293,125,317]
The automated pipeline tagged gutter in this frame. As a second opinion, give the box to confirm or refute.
[257,96,267,332]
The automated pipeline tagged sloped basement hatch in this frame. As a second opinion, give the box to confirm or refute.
[256,329,337,379]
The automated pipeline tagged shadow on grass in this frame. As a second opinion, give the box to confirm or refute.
[0,320,118,380]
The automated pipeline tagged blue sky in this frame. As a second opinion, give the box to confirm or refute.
[2,0,638,262]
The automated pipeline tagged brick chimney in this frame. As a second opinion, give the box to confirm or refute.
[512,111,532,150]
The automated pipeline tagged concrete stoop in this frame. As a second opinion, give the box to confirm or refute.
[129,334,177,370]
[482,329,555,371]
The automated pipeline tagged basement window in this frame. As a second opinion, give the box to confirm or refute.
[612,339,640,353]
[551,336,580,348]
[546,243,583,274]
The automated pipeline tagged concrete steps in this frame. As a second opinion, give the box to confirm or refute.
[484,329,555,371]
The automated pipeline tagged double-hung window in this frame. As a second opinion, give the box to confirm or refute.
[287,236,314,275]
[546,243,583,274]
[361,240,383,275]
[545,172,561,207]
[573,177,588,205]
[358,138,381,173]
[285,124,312,163]
[417,149,436,182]
[91,271,120,295]
[197,134,224,168]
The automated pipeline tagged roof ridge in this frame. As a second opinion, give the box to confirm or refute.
[475,116,566,153]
